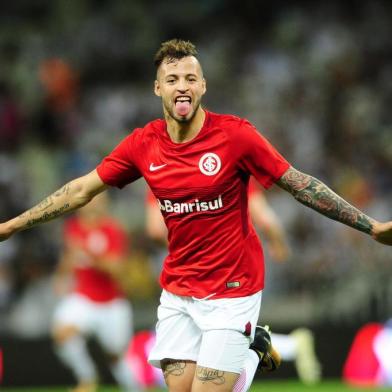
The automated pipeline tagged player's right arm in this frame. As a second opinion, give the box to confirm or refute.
[0,169,108,241]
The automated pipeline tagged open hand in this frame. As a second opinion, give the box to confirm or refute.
[0,222,13,242]
[372,221,392,245]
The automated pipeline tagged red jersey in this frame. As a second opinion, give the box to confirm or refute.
[64,216,128,302]
[97,110,290,298]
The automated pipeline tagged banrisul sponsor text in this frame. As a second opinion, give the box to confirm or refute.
[158,195,223,214]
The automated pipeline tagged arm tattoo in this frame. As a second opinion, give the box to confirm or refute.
[19,197,54,218]
[54,184,70,197]
[162,360,186,379]
[26,204,70,227]
[35,197,54,211]
[196,367,225,385]
[18,184,74,228]
[277,167,374,234]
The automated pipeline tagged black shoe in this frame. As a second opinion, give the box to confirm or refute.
[250,325,281,372]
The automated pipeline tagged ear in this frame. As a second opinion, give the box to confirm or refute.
[154,80,161,97]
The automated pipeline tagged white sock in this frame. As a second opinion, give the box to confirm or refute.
[55,335,97,383]
[271,332,297,360]
[110,357,141,392]
[233,349,259,392]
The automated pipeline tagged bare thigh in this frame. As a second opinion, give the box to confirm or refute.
[161,359,196,392]
[192,365,239,392]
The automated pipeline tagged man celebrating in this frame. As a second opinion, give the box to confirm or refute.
[0,39,392,392]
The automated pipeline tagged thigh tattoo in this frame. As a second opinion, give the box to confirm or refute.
[162,360,187,379]
[196,367,226,385]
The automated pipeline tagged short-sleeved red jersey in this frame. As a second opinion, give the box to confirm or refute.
[64,216,128,302]
[97,110,289,298]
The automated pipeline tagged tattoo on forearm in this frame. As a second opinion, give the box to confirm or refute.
[26,204,70,227]
[35,197,54,212]
[19,197,55,218]
[18,183,74,226]
[54,184,70,197]
[162,360,186,379]
[196,367,225,385]
[278,167,373,234]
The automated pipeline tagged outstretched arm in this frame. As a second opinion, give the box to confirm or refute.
[0,169,108,241]
[276,166,392,245]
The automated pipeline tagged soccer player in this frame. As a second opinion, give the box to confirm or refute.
[0,39,392,392]
[51,193,138,392]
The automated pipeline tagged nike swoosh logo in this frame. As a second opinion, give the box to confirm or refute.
[149,163,167,172]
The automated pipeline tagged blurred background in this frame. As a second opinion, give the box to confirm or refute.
[0,0,392,388]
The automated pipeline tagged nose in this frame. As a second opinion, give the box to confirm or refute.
[177,78,189,92]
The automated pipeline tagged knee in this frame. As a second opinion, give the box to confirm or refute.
[52,325,81,345]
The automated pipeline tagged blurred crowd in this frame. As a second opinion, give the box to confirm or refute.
[0,0,392,339]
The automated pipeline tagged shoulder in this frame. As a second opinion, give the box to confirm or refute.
[115,118,163,150]
[128,118,164,142]
[208,111,257,136]
[208,111,246,129]
[208,112,261,149]
[142,118,165,132]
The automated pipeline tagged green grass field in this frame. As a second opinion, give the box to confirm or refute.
[1,380,390,392]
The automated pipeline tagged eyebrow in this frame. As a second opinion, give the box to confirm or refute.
[164,73,198,79]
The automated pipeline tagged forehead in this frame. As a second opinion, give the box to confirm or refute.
[157,56,203,79]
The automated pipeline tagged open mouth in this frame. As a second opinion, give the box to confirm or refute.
[175,96,192,116]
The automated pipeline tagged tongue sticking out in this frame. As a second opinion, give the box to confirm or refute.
[175,101,191,116]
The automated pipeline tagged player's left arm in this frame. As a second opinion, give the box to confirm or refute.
[276,166,392,245]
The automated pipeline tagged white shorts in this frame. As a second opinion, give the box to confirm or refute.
[52,293,133,354]
[148,289,262,374]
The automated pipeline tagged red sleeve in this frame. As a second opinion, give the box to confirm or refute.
[233,120,290,189]
[96,131,142,189]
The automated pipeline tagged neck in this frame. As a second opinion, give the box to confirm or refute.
[165,107,205,143]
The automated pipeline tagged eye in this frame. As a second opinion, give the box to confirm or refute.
[166,78,176,84]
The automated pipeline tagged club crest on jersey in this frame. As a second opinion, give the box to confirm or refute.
[199,153,221,176]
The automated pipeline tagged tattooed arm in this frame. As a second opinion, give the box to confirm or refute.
[0,169,108,241]
[276,166,392,245]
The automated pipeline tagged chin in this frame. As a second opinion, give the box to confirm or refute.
[176,115,192,123]
[177,109,197,123]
